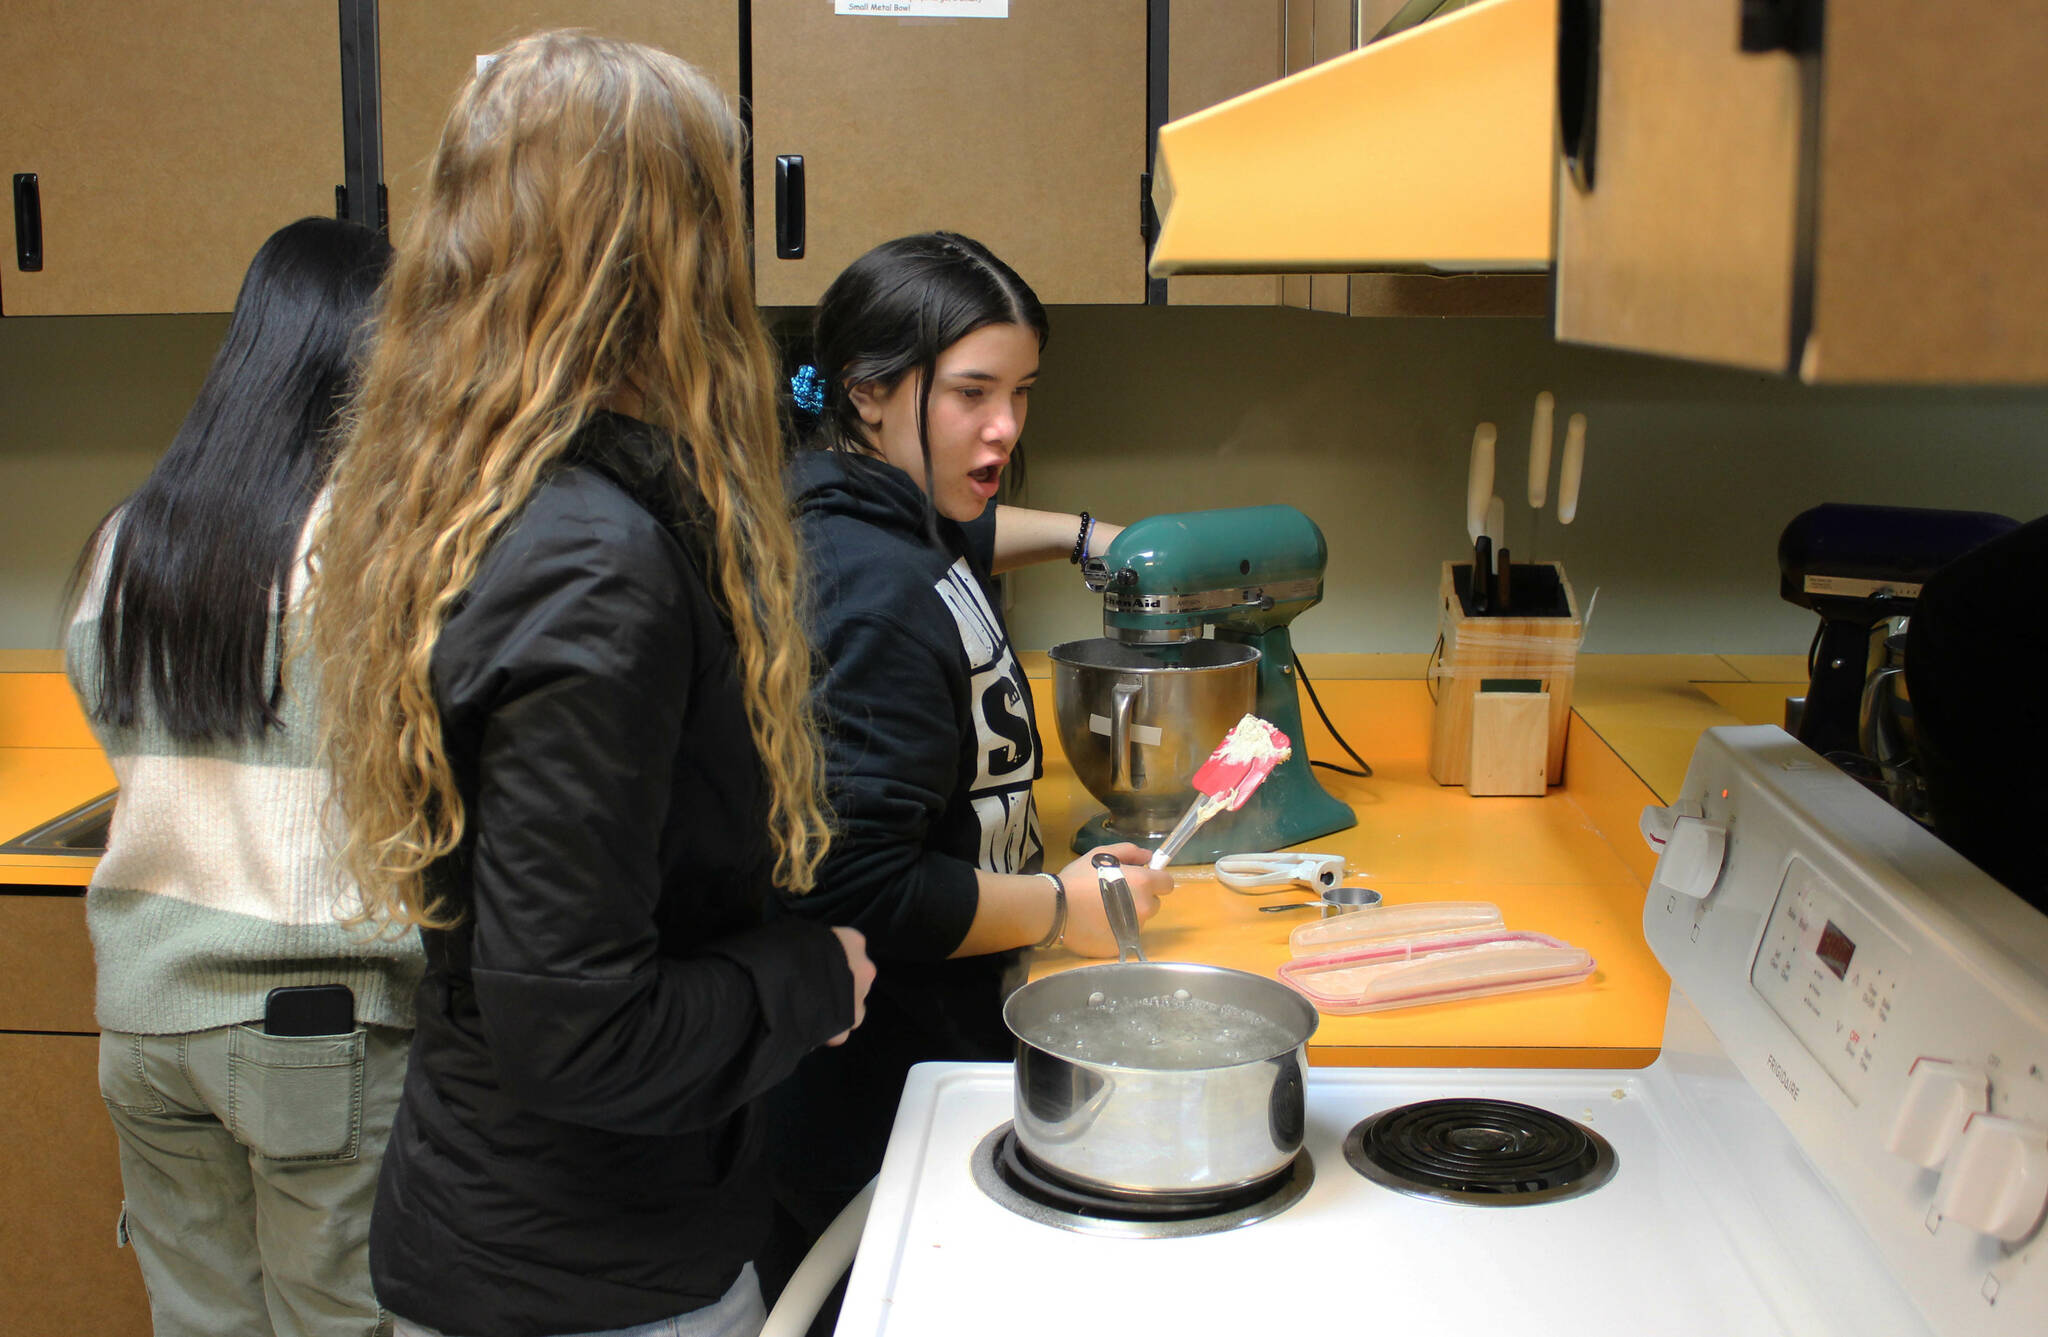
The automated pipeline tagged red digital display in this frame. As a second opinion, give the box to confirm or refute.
[1815,921,1856,980]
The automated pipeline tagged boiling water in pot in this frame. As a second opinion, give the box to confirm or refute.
[1017,989,1303,1070]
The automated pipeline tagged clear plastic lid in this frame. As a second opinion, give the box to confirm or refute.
[1287,901,1505,956]
[1278,928,1595,1015]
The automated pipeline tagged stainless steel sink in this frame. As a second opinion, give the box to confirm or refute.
[1,790,115,857]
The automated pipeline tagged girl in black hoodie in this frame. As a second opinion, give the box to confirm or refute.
[761,233,1175,1318]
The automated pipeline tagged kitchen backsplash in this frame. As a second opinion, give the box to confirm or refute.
[7,307,2048,653]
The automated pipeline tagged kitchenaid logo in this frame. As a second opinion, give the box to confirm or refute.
[1767,1053,1801,1101]
[1802,574,1923,601]
[936,558,1043,875]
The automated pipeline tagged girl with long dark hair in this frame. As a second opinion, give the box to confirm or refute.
[311,32,873,1337]
[761,231,1174,1311]
[65,215,412,1337]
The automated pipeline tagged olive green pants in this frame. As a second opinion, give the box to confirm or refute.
[98,1024,411,1337]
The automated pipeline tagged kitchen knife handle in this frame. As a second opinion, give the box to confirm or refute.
[774,155,806,260]
[13,173,42,272]
[1558,414,1587,525]
[1527,391,1555,508]
[1466,423,1497,543]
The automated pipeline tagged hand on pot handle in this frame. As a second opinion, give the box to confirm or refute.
[1058,843,1172,959]
[823,926,876,1048]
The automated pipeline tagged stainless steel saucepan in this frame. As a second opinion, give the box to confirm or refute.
[1003,962,1318,1195]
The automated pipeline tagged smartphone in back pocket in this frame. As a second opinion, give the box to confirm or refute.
[264,984,355,1037]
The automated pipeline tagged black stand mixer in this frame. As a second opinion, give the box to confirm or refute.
[1777,503,2016,760]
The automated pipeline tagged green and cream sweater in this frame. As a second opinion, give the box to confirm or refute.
[66,519,422,1035]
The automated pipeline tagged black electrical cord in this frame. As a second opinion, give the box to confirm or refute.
[1293,652,1373,778]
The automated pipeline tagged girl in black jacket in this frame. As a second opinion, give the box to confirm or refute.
[760,233,1175,1317]
[311,33,874,1337]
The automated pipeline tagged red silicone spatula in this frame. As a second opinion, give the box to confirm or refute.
[1148,714,1293,869]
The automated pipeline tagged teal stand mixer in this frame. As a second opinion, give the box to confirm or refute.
[1052,504,1358,862]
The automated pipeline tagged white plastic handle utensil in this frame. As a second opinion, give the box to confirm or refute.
[1484,495,1505,552]
[1466,423,1496,543]
[1557,412,1587,524]
[1215,852,1347,893]
[1527,391,1554,508]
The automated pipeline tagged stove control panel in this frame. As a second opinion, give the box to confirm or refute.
[1647,727,2048,1335]
[1750,855,1905,1105]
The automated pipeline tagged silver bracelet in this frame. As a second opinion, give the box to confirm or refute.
[1032,872,1068,949]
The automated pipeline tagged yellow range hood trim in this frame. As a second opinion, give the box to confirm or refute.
[1149,0,1557,277]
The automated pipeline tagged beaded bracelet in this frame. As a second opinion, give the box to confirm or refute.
[1032,872,1068,949]
[1068,511,1095,565]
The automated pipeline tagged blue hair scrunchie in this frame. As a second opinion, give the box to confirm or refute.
[790,364,825,415]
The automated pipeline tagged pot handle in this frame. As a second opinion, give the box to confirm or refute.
[1108,680,1142,792]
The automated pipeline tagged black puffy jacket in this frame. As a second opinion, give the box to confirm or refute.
[369,413,854,1336]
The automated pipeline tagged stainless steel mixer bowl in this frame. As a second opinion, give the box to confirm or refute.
[1049,638,1259,842]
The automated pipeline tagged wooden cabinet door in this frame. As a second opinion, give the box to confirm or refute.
[378,2,741,242]
[1552,0,1806,371]
[0,889,146,1335]
[1802,1,2048,382]
[0,891,98,1032]
[750,0,1147,307]
[1164,0,1286,307]
[0,1033,150,1335]
[0,1,340,315]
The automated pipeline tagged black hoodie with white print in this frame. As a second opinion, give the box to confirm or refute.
[768,446,1045,1196]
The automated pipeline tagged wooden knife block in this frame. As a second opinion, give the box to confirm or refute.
[1427,560,1581,789]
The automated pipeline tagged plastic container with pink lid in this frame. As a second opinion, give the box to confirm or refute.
[1279,903,1595,1014]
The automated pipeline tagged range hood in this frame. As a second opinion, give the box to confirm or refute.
[1148,0,1557,277]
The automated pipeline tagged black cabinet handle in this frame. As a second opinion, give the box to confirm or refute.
[13,173,42,272]
[1557,0,1601,193]
[1739,0,1822,55]
[774,154,805,260]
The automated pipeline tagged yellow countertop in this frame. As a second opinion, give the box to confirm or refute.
[0,662,111,888]
[1017,652,1809,1070]
[0,649,1810,974]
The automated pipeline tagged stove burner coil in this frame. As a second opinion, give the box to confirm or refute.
[996,1128,1286,1220]
[1342,1098,1617,1206]
[971,1124,1314,1238]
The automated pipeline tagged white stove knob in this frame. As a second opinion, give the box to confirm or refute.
[1936,1113,2048,1242]
[1885,1059,1988,1168]
[1651,817,1727,900]
[1638,799,1703,850]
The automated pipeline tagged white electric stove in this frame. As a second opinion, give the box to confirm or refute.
[836,728,2048,1336]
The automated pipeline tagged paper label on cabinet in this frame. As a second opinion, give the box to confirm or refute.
[835,0,1009,16]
